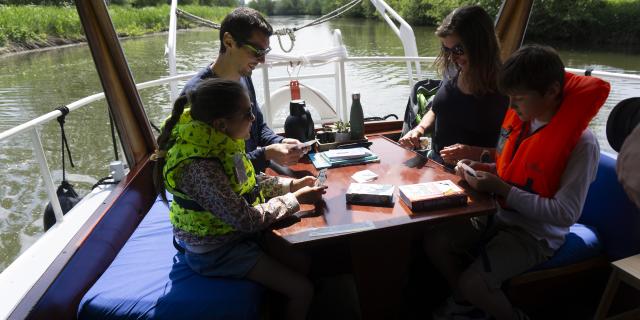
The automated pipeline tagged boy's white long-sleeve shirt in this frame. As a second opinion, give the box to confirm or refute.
[497,127,600,251]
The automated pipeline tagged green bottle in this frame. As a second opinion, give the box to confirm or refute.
[349,92,364,140]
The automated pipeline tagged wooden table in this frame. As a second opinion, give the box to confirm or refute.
[271,135,497,319]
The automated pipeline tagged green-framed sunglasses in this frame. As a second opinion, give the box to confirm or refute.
[239,41,271,58]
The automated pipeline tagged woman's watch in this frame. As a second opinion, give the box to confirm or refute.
[480,149,492,163]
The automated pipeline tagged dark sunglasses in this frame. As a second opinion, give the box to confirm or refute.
[234,107,254,121]
[441,43,465,56]
[239,41,271,58]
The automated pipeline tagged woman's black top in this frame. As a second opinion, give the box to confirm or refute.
[430,72,509,163]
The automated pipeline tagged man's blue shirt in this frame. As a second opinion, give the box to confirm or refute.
[181,66,284,172]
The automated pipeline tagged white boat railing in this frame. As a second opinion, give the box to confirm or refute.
[0,73,197,224]
[2,58,639,230]
[369,0,422,85]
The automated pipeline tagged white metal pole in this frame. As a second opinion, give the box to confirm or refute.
[30,127,64,224]
[333,29,348,122]
[167,0,179,102]
[369,0,420,86]
[261,64,272,126]
[339,60,348,121]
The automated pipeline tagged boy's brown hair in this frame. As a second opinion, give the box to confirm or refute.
[498,45,565,97]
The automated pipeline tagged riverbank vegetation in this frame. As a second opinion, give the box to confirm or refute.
[0,4,232,54]
[1,0,639,54]
[249,0,640,48]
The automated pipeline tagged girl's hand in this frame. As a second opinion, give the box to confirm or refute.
[293,185,328,204]
[291,176,316,192]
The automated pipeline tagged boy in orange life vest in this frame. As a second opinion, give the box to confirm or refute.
[424,45,610,320]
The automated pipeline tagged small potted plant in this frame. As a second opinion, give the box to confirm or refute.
[334,120,351,143]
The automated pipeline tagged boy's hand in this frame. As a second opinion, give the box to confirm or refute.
[454,159,493,178]
[463,170,512,197]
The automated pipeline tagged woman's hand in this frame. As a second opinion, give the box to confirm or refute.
[291,176,316,192]
[462,170,512,197]
[440,143,480,165]
[293,185,328,204]
[399,128,423,149]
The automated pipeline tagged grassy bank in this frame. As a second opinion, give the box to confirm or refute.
[0,5,233,54]
[251,0,640,49]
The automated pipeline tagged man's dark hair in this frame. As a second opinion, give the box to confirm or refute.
[219,7,273,54]
[498,45,565,96]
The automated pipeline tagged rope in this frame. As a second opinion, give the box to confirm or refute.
[585,67,594,76]
[174,0,361,53]
[85,109,120,191]
[108,109,120,161]
[150,121,161,133]
[284,0,363,32]
[364,114,399,122]
[273,0,362,52]
[91,176,118,190]
[176,8,220,29]
[56,106,75,182]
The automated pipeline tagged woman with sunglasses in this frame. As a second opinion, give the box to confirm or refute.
[155,79,327,320]
[399,5,508,167]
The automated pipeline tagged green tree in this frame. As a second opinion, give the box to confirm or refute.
[274,0,305,15]
[304,0,322,15]
[198,0,239,6]
[249,0,274,15]
[526,0,605,44]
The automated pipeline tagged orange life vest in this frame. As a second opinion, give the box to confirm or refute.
[496,72,610,198]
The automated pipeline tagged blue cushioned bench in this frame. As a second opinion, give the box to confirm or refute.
[78,194,265,320]
[514,152,640,278]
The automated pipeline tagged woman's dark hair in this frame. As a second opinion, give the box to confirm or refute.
[219,7,273,54]
[498,45,565,97]
[434,5,502,96]
[153,78,249,203]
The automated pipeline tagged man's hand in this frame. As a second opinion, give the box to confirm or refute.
[399,128,423,149]
[462,170,512,197]
[265,142,306,166]
[291,176,317,192]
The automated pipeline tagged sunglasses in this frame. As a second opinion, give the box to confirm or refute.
[441,43,465,56]
[239,41,271,58]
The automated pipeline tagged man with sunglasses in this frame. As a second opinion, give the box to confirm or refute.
[181,7,308,173]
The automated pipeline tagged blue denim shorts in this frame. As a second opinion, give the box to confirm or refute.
[184,236,264,278]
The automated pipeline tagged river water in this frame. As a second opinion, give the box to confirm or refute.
[0,16,639,270]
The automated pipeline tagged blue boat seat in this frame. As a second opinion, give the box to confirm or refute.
[533,223,602,270]
[78,194,265,320]
[515,152,640,278]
